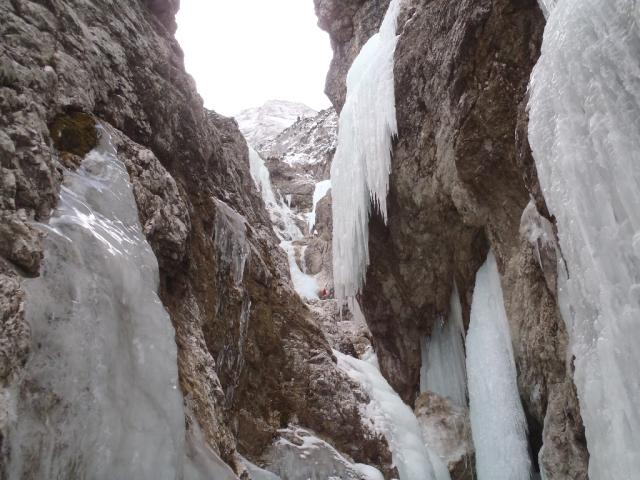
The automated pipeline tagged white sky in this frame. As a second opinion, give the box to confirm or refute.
[176,0,333,116]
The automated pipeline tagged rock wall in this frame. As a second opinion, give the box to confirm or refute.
[0,0,391,475]
[316,0,589,477]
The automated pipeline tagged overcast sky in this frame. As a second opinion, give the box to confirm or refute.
[175,0,333,116]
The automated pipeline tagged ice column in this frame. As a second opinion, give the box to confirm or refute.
[7,128,231,480]
[466,253,531,480]
[420,284,467,407]
[331,0,402,302]
[528,0,640,477]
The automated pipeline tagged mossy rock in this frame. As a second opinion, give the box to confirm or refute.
[49,112,97,157]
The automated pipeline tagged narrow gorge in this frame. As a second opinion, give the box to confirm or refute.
[1,0,638,479]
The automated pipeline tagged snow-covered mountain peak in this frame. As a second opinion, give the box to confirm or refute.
[235,100,317,149]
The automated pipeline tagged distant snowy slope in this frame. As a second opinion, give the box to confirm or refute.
[260,108,338,166]
[235,100,316,149]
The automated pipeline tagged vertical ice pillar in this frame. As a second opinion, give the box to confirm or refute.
[528,0,640,477]
[466,253,531,480]
[331,0,402,303]
[420,284,467,407]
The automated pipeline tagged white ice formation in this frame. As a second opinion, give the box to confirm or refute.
[331,0,402,302]
[307,179,332,233]
[465,252,532,480]
[528,0,640,477]
[6,128,234,480]
[335,348,450,480]
[420,284,468,407]
[248,146,319,299]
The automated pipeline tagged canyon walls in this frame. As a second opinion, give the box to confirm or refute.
[0,0,391,475]
[315,0,589,477]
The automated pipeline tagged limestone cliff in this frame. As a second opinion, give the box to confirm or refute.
[0,0,391,475]
[315,0,589,478]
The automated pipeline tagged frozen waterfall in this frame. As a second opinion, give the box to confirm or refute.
[420,284,467,407]
[6,128,234,480]
[331,0,401,302]
[528,0,640,477]
[466,253,532,480]
[248,147,319,299]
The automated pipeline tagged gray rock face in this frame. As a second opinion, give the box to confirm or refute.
[314,0,391,111]
[317,0,589,477]
[0,0,391,475]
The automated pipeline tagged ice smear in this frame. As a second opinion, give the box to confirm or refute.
[420,284,467,407]
[465,252,531,480]
[331,0,401,303]
[307,179,332,233]
[528,0,640,476]
[335,348,449,480]
[6,128,234,479]
[213,198,250,285]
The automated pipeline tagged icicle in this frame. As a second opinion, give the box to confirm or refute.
[331,0,402,303]
[6,127,228,479]
[420,284,467,407]
[466,252,532,480]
[528,0,640,476]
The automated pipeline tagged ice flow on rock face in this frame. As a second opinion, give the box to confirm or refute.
[335,348,450,480]
[528,0,640,477]
[331,0,401,303]
[466,252,531,480]
[307,179,332,233]
[7,128,233,480]
[248,146,319,299]
[420,284,467,407]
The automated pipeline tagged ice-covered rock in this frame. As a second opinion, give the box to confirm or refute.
[260,427,384,480]
[414,392,474,480]
[335,348,449,480]
[6,130,227,479]
[529,0,640,476]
